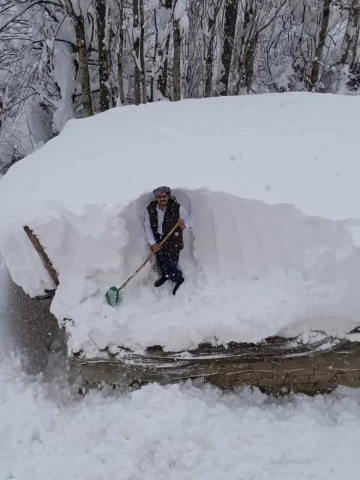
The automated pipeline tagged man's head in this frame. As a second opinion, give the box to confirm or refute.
[153,186,171,209]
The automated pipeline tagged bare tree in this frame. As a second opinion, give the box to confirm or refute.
[183,0,204,98]
[340,0,360,67]
[173,17,181,100]
[233,0,288,94]
[132,0,141,105]
[308,0,332,91]
[217,0,239,95]
[73,14,94,116]
[116,0,126,104]
[173,0,183,101]
[96,0,110,111]
[58,0,94,116]
[139,0,147,103]
[204,0,223,97]
[2,0,360,163]
[155,0,173,99]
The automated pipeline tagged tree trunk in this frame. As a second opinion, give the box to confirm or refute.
[156,0,173,99]
[107,10,116,107]
[351,23,360,69]
[96,0,110,111]
[204,28,215,97]
[139,0,147,103]
[235,0,253,94]
[340,0,360,66]
[173,18,181,100]
[243,36,258,93]
[218,0,239,96]
[150,8,158,102]
[133,0,141,105]
[158,34,171,97]
[204,0,222,97]
[184,0,201,98]
[117,0,125,105]
[74,14,93,116]
[308,0,331,91]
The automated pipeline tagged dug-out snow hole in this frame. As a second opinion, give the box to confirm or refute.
[24,188,360,353]
[122,187,358,289]
[115,188,360,345]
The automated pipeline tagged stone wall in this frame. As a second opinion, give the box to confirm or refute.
[69,336,360,395]
[205,344,360,394]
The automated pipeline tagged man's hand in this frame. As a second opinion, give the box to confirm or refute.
[178,219,186,229]
[151,244,161,253]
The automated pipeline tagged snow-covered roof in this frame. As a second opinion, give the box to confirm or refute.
[1,92,360,356]
[1,92,360,222]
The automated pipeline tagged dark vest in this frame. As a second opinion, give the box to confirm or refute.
[147,198,184,252]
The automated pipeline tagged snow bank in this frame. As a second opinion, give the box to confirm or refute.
[1,92,360,355]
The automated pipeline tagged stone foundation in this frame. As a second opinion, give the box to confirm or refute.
[68,333,360,395]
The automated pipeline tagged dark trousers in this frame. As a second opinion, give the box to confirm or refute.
[155,249,183,283]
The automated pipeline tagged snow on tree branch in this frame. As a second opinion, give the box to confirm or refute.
[1,0,360,166]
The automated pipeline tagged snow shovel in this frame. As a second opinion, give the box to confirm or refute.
[105,220,181,307]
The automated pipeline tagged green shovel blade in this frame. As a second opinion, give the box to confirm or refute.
[105,286,121,307]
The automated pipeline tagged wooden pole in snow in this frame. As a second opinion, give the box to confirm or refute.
[23,225,59,287]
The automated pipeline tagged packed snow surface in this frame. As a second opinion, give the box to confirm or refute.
[1,93,360,355]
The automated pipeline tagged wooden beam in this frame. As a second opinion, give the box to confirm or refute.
[23,225,59,287]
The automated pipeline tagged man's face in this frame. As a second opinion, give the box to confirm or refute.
[156,193,169,208]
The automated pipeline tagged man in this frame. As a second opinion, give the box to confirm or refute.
[144,186,192,295]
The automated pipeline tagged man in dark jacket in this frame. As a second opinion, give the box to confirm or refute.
[144,186,192,295]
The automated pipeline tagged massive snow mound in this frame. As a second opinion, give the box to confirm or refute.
[1,93,360,356]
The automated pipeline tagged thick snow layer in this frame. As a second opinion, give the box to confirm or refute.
[1,92,360,354]
[2,354,360,480]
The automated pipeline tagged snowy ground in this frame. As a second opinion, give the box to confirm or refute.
[3,357,360,480]
[2,261,360,480]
